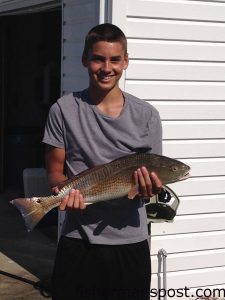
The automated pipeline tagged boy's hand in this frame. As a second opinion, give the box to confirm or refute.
[135,167,162,198]
[60,189,86,210]
[52,186,60,195]
[52,187,86,211]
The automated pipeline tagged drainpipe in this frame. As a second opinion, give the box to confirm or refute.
[158,248,168,300]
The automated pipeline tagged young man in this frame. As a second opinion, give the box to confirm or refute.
[43,23,162,300]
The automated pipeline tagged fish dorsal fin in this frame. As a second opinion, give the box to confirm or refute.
[57,177,78,190]
[57,164,105,190]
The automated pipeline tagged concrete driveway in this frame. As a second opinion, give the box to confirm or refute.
[0,187,57,300]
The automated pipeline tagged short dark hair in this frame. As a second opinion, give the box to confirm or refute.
[82,23,127,57]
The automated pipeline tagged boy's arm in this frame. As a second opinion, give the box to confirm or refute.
[45,145,67,187]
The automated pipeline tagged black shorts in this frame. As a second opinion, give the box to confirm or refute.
[52,236,151,300]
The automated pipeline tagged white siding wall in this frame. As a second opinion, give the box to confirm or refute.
[61,0,100,94]
[112,0,225,297]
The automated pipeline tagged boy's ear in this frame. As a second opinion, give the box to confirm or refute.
[82,54,88,67]
[124,53,129,70]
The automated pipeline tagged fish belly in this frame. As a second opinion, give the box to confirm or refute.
[80,172,134,203]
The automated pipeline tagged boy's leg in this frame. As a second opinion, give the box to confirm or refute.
[106,240,151,300]
[52,237,151,300]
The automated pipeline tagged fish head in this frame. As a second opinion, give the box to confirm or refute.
[144,154,191,184]
[165,161,190,183]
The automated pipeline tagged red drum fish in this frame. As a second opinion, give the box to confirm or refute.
[11,153,190,231]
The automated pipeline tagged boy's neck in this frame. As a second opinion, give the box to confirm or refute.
[88,86,123,105]
[87,87,125,118]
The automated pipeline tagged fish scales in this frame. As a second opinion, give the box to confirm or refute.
[10,153,190,231]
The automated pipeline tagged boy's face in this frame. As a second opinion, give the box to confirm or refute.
[82,41,129,94]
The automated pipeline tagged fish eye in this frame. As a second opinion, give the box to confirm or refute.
[171,166,178,172]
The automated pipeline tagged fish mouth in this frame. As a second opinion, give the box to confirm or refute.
[179,172,191,181]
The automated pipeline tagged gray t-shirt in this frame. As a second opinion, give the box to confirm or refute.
[43,89,162,244]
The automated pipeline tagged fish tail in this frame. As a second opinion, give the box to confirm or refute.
[10,197,49,232]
